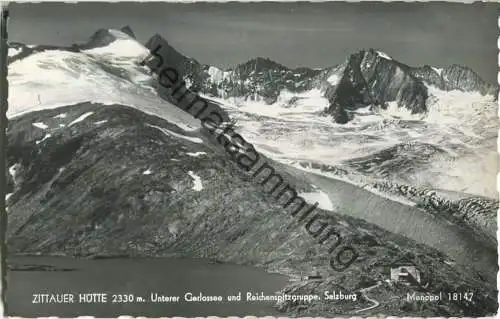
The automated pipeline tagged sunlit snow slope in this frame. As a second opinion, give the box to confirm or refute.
[8,29,200,132]
[208,79,497,198]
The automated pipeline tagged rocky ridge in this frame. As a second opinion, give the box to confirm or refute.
[140,36,497,123]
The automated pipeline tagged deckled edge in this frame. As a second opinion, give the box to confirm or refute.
[496,14,500,319]
[2,317,485,319]
[0,1,8,318]
[4,0,500,3]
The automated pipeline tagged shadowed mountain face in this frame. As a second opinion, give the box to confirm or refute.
[324,49,497,123]
[326,49,430,123]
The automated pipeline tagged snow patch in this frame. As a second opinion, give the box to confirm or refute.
[147,124,203,144]
[376,51,392,60]
[9,164,18,178]
[94,120,108,125]
[299,190,334,211]
[5,193,12,201]
[184,77,192,89]
[187,171,203,191]
[174,122,198,132]
[68,112,94,127]
[432,67,443,77]
[168,220,181,238]
[8,47,22,58]
[83,29,150,62]
[186,152,207,157]
[53,113,67,119]
[36,134,52,145]
[207,66,232,84]
[32,122,48,129]
[142,169,152,175]
[327,74,340,86]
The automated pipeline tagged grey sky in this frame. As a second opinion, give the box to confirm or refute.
[8,2,499,83]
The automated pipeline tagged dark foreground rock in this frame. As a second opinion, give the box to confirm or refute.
[5,102,497,317]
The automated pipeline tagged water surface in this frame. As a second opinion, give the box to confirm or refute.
[7,256,290,317]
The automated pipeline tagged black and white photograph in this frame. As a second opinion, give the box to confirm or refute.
[1,1,499,317]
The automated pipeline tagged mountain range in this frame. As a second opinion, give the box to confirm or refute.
[143,32,497,124]
[11,26,496,124]
[5,26,498,317]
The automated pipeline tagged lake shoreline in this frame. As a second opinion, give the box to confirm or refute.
[6,255,292,317]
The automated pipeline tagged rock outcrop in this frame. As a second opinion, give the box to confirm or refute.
[325,49,429,121]
[411,64,498,96]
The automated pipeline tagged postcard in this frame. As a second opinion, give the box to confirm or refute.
[1,1,498,317]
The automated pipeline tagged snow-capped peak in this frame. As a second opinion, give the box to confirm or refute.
[207,66,232,84]
[8,28,201,132]
[82,29,150,62]
[432,67,443,77]
[376,51,392,60]
[327,73,341,86]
